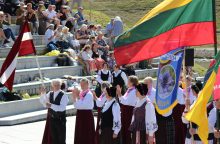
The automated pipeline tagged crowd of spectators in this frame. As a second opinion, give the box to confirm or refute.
[0,0,124,72]
[0,0,153,75]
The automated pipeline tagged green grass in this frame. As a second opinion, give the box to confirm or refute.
[78,0,220,30]
[192,63,208,76]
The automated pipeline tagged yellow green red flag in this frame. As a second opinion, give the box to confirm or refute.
[185,54,220,144]
[114,0,215,65]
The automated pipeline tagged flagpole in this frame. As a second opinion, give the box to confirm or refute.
[183,47,195,143]
[212,0,220,143]
[213,0,218,55]
[35,55,45,88]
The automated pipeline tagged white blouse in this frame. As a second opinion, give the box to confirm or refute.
[95,93,107,108]
[131,97,158,136]
[40,90,69,112]
[102,98,121,135]
[146,87,156,103]
[96,70,112,84]
[73,91,94,110]
[119,88,137,107]
[81,51,93,61]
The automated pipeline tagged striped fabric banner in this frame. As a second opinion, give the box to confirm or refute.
[0,21,36,90]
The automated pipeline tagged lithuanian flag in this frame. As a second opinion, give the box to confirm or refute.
[114,0,215,65]
[185,52,220,144]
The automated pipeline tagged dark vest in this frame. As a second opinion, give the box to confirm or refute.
[100,101,115,129]
[112,71,125,87]
[48,91,66,119]
[101,71,109,81]
[129,101,147,132]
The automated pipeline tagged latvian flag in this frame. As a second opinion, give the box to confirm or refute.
[0,21,36,90]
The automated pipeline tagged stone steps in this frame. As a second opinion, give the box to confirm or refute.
[13,81,52,95]
[0,45,47,58]
[7,34,46,46]
[0,105,75,126]
[0,92,75,126]
[0,56,57,70]
[12,68,158,95]
[14,66,82,84]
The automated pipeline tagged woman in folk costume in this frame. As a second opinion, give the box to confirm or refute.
[155,85,185,144]
[95,63,112,96]
[117,75,139,144]
[72,78,95,144]
[172,78,188,144]
[182,85,215,144]
[99,86,121,144]
[41,111,52,144]
[129,83,158,144]
[93,81,111,144]
[40,79,69,144]
[112,65,128,95]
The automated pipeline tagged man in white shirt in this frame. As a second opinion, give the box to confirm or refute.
[45,24,56,44]
[40,79,69,144]
[144,77,156,103]
[43,4,57,23]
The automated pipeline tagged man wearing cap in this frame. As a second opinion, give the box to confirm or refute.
[75,6,87,25]
[15,2,26,32]
[45,24,57,51]
[105,18,114,37]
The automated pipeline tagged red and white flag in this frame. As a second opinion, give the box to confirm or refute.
[0,21,36,90]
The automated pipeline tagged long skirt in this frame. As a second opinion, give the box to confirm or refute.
[99,127,121,144]
[121,104,134,144]
[74,110,95,144]
[155,117,175,144]
[95,108,102,144]
[42,112,52,144]
[131,131,147,144]
[185,138,213,144]
[173,104,187,144]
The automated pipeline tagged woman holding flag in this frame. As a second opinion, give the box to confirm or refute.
[182,85,215,144]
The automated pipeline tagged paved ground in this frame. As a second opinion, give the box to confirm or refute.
[0,116,97,144]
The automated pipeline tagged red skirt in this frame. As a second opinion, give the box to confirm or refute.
[121,104,134,144]
[74,110,95,144]
[95,108,102,144]
[173,104,187,144]
[42,111,52,144]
